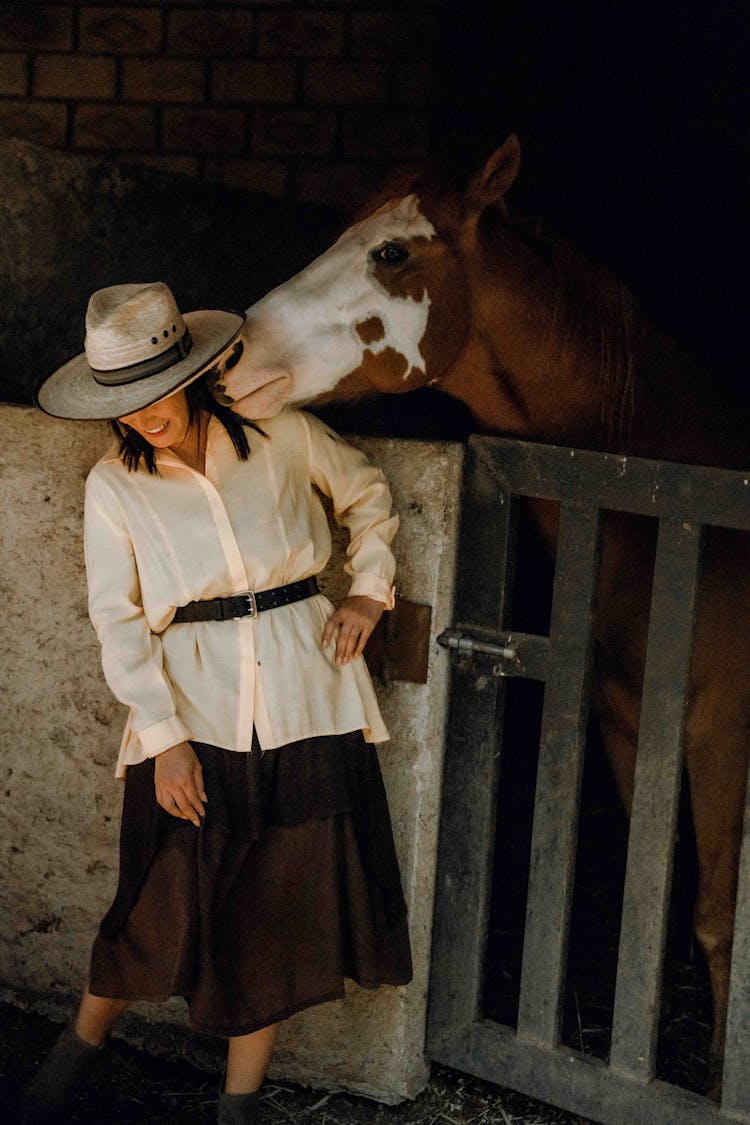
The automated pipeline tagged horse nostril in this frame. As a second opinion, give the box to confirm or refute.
[210,377,235,407]
[224,340,245,372]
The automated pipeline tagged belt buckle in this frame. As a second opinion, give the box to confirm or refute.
[236,590,257,619]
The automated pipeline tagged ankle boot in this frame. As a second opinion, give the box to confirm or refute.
[19,1022,106,1124]
[218,1090,260,1124]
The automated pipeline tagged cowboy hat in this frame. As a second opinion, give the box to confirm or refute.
[35,282,245,420]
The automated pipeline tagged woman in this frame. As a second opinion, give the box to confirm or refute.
[25,282,412,1124]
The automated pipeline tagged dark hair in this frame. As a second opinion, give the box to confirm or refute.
[109,375,267,474]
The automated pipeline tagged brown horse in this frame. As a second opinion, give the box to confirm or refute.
[213,135,750,1081]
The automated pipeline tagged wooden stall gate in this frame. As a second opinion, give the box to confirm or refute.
[427,436,750,1125]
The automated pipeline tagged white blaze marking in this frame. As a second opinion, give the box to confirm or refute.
[240,195,437,405]
[364,288,431,381]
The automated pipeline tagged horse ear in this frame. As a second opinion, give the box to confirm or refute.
[467,134,521,209]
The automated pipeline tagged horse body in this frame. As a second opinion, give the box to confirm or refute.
[218,136,750,1081]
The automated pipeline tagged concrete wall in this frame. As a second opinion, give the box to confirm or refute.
[0,403,464,1104]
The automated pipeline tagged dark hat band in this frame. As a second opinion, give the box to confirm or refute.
[91,328,193,387]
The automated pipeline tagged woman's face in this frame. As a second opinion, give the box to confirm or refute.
[118,388,191,449]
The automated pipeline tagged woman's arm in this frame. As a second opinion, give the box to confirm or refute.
[86,474,207,820]
[300,411,398,664]
[83,472,191,763]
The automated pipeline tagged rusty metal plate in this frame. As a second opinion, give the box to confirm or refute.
[365,597,433,685]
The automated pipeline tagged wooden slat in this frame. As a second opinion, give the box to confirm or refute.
[427,444,516,1042]
[431,1020,747,1125]
[610,519,703,1079]
[516,502,601,1045]
[474,437,750,531]
[427,662,504,1038]
[721,763,750,1114]
[453,443,519,630]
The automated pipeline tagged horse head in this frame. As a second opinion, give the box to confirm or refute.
[211,137,523,420]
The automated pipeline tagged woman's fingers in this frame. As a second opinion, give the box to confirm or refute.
[178,777,206,825]
[353,621,373,658]
[154,742,207,825]
[323,597,384,665]
[336,622,356,665]
[155,784,187,821]
[154,778,206,827]
[321,614,338,649]
[193,760,208,804]
[339,621,370,664]
[323,611,358,664]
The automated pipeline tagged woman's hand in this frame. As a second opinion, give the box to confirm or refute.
[322,595,384,665]
[154,741,207,827]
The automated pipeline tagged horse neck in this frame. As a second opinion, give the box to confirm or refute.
[441,257,614,446]
[442,227,750,467]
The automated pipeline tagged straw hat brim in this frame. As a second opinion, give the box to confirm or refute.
[35,308,245,421]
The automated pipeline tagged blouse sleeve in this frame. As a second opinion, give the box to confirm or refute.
[300,411,398,609]
[84,471,191,761]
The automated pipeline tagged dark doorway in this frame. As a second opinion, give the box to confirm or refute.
[436,0,750,402]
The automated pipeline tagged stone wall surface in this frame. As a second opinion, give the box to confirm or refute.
[0,403,464,1103]
[0,136,341,406]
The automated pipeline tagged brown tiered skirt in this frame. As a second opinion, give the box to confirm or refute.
[88,731,412,1037]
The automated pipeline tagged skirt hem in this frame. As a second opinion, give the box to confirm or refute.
[92,732,413,1032]
[88,975,412,1038]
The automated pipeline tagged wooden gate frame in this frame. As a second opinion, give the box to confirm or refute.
[427,436,750,1125]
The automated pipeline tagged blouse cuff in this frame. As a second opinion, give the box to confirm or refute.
[347,574,396,610]
[136,714,192,758]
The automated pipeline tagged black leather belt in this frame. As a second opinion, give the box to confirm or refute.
[172,577,319,623]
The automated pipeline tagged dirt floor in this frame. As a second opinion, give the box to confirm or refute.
[1,1002,596,1125]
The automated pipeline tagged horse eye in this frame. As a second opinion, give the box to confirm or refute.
[372,241,408,266]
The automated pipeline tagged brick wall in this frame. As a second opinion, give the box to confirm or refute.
[0,0,443,209]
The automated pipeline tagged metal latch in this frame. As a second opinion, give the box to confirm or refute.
[437,629,517,661]
[437,628,520,677]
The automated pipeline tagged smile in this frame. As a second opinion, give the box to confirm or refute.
[145,421,169,435]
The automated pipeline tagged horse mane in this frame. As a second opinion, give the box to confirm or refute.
[509,212,639,452]
[502,213,750,467]
[352,162,467,226]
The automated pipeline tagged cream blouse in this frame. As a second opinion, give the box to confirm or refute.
[83,408,397,779]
